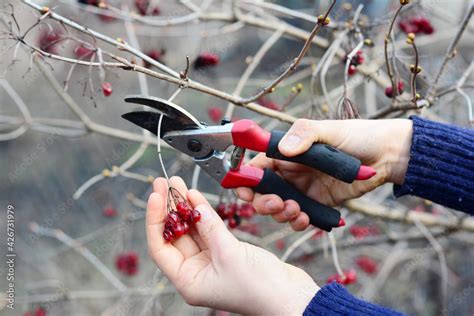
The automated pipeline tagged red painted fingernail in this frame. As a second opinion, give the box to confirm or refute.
[338,218,346,227]
[355,165,376,180]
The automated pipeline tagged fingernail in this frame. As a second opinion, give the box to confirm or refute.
[284,208,296,219]
[280,135,301,152]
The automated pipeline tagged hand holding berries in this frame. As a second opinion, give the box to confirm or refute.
[147,177,319,315]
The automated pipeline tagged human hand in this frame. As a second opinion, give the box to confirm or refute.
[146,176,319,315]
[237,118,413,231]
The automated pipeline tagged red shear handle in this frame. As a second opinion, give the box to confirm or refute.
[231,119,271,152]
[221,166,341,232]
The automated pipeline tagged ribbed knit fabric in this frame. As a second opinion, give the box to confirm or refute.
[394,116,474,214]
[303,282,402,316]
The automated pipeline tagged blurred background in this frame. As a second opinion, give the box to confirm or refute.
[0,0,473,315]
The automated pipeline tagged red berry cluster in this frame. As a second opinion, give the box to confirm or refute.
[208,106,224,122]
[101,82,113,97]
[346,50,364,76]
[385,81,405,98]
[399,17,434,35]
[115,251,139,276]
[355,256,378,274]
[163,188,201,242]
[216,202,255,229]
[349,225,380,239]
[23,307,46,316]
[144,49,165,68]
[194,53,220,69]
[135,0,161,16]
[257,97,280,111]
[39,30,62,54]
[326,269,357,285]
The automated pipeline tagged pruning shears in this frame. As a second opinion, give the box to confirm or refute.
[122,95,376,231]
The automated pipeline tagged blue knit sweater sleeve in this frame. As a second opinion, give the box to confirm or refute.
[303,282,402,315]
[394,116,474,214]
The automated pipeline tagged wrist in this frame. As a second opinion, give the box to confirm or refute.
[386,119,413,185]
[280,265,319,315]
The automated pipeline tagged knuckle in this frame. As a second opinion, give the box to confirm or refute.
[293,118,312,132]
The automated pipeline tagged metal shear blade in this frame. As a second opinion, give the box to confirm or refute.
[122,95,203,136]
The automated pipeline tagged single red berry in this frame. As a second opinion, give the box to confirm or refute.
[163,229,175,242]
[385,81,404,98]
[411,17,433,34]
[103,207,118,217]
[257,97,280,110]
[177,202,192,221]
[78,0,100,6]
[102,82,113,96]
[423,24,434,34]
[173,223,186,238]
[228,217,238,228]
[399,20,419,34]
[99,12,116,22]
[194,52,220,69]
[275,239,286,250]
[349,225,370,239]
[34,307,47,316]
[397,81,405,93]
[238,203,255,218]
[191,209,201,223]
[168,212,180,223]
[216,203,226,218]
[230,203,239,213]
[348,64,357,75]
[223,206,235,218]
[135,0,160,15]
[75,45,94,59]
[176,202,189,213]
[355,256,378,274]
[182,221,190,233]
[343,269,357,284]
[144,49,165,68]
[39,30,61,54]
[165,219,175,230]
[208,107,224,123]
[326,273,344,284]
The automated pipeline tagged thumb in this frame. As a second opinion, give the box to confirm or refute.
[279,119,339,157]
[279,119,320,157]
[194,203,239,256]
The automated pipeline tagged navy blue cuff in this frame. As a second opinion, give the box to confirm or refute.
[303,282,403,315]
[393,116,474,214]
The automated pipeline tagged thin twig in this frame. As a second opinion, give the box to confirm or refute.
[426,5,473,103]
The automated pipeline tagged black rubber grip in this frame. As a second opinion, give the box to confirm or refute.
[266,130,361,183]
[254,168,340,231]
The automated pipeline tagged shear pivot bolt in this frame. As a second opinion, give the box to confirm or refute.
[187,139,202,152]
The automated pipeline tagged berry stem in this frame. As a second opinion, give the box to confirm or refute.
[409,40,420,105]
[384,5,405,101]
